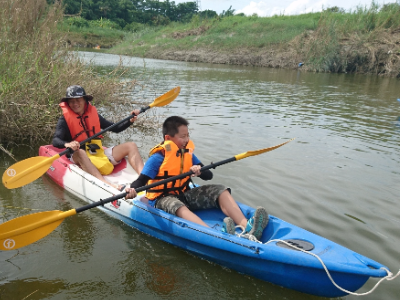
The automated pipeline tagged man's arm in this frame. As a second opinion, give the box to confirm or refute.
[52,117,72,148]
[98,114,132,133]
[98,109,142,134]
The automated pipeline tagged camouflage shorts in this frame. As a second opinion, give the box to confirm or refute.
[155,184,231,215]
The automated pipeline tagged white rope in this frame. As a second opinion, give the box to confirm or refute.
[267,239,400,296]
[234,227,400,296]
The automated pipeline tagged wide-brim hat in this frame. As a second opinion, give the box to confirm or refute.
[60,85,93,102]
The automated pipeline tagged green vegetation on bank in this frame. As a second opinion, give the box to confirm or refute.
[58,17,127,48]
[58,1,400,76]
[55,0,219,48]
[56,0,400,77]
[108,2,400,76]
[114,13,320,52]
[0,0,137,145]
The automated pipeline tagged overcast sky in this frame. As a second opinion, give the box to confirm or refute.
[174,0,398,16]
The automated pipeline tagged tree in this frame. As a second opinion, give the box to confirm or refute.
[199,9,217,19]
[323,6,345,13]
[172,2,198,22]
[52,0,202,26]
[220,5,235,17]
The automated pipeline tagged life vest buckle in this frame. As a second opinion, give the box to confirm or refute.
[87,143,101,154]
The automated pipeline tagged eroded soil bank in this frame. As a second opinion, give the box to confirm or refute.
[115,28,400,77]
[62,20,400,77]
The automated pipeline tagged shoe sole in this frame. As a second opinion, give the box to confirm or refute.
[248,207,269,240]
[223,217,236,235]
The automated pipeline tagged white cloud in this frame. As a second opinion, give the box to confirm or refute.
[236,1,281,16]
[285,0,328,14]
[235,0,383,17]
[175,0,397,16]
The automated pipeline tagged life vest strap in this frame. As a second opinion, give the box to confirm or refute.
[146,176,191,197]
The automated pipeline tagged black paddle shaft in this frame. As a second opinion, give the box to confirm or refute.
[75,156,236,214]
[60,106,151,156]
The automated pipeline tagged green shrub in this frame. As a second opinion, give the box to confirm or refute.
[89,17,122,30]
[124,22,146,32]
[152,15,171,26]
[65,16,89,28]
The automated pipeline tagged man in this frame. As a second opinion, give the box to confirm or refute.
[52,85,144,190]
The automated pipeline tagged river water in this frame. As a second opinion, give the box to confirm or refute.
[1,52,399,300]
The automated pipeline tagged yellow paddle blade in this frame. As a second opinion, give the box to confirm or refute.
[234,138,295,161]
[0,210,76,251]
[2,155,60,189]
[149,86,180,108]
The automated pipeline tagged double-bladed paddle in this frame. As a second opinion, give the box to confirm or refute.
[0,138,293,251]
[2,87,181,189]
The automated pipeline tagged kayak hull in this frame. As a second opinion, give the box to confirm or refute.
[39,145,389,297]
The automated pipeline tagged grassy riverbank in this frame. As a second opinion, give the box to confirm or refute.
[58,17,128,48]
[107,4,400,77]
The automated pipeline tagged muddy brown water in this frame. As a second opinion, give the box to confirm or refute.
[1,52,399,300]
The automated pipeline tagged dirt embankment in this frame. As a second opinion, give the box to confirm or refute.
[146,47,297,69]
[138,27,400,77]
[64,32,124,49]
[64,24,400,76]
[140,25,298,69]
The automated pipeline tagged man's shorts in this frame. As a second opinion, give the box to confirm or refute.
[69,146,121,165]
[103,146,121,165]
[155,184,231,215]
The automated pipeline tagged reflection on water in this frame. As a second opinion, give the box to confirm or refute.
[61,211,96,262]
[1,52,399,300]
[144,259,177,296]
[0,278,67,299]
[41,176,97,262]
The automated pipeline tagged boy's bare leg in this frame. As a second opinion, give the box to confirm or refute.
[218,190,248,228]
[176,206,209,227]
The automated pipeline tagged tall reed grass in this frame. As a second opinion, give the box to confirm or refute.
[0,0,137,146]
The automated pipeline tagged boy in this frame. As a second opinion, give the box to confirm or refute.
[125,116,268,240]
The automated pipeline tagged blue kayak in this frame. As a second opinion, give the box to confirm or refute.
[38,145,391,297]
[113,198,389,298]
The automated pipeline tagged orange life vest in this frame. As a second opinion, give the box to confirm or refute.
[60,102,114,175]
[60,101,102,142]
[146,140,195,200]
